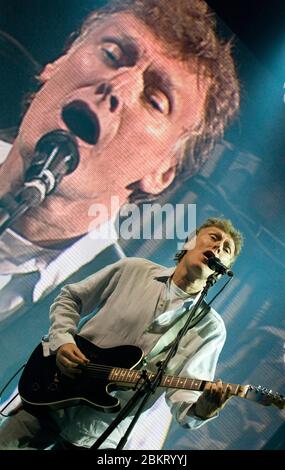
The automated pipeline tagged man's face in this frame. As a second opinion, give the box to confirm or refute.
[182,226,236,280]
[17,13,209,205]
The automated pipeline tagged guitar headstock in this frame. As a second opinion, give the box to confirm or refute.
[244,385,285,410]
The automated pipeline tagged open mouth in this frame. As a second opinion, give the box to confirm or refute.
[61,100,100,145]
[203,251,215,263]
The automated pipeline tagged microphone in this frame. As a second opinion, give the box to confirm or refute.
[0,130,79,235]
[207,255,234,277]
[22,129,80,204]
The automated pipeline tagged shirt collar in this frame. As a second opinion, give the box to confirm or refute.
[0,228,60,275]
[154,267,176,283]
[154,266,201,303]
[0,139,12,164]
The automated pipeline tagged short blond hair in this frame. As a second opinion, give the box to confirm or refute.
[174,217,244,264]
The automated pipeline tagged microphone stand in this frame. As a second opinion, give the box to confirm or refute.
[0,130,79,236]
[90,271,221,450]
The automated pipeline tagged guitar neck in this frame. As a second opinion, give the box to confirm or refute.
[107,367,245,397]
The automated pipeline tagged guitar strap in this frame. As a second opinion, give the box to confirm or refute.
[145,300,210,364]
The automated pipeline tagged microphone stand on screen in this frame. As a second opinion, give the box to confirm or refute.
[0,130,79,236]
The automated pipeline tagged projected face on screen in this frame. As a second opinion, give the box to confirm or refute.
[11,12,209,242]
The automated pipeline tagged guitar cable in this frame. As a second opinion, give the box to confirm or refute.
[207,276,233,307]
[0,363,26,417]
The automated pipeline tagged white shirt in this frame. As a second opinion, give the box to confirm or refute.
[47,258,226,448]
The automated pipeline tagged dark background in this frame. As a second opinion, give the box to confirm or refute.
[0,0,284,66]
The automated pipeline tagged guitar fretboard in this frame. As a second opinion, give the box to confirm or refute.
[108,367,242,395]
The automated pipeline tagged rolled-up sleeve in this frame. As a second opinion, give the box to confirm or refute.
[165,312,226,429]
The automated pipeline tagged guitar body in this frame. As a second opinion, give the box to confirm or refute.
[18,335,144,415]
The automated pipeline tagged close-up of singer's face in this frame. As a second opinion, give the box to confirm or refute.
[181,226,236,280]
[15,12,210,206]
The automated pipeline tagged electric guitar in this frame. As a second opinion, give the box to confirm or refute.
[18,335,285,415]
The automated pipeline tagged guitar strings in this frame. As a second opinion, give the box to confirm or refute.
[81,363,140,376]
[81,363,188,384]
[72,364,284,403]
